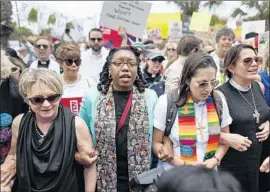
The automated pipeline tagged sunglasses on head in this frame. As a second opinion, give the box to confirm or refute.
[243,56,263,66]
[35,44,49,49]
[167,48,176,51]
[197,80,219,90]
[28,94,61,105]
[90,38,102,42]
[63,58,81,66]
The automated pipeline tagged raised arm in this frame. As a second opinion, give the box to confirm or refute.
[75,116,98,192]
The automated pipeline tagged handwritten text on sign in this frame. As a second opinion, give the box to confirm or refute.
[99,1,152,38]
[168,22,182,39]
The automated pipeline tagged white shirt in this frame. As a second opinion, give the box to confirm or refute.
[61,75,96,115]
[79,47,109,83]
[154,93,232,170]
[30,58,60,74]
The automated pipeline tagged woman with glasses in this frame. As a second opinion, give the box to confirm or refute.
[217,44,269,192]
[29,36,60,74]
[0,68,98,192]
[164,41,178,70]
[153,52,231,170]
[143,51,165,97]
[56,43,96,115]
[79,46,159,191]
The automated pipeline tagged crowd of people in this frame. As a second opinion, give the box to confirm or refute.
[0,14,269,192]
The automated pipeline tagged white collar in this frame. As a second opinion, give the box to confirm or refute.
[230,78,251,92]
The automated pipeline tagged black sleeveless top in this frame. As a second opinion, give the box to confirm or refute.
[218,81,269,192]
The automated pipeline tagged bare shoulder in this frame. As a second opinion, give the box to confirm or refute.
[75,116,88,128]
[12,114,24,135]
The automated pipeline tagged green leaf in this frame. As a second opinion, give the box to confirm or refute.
[17,26,33,36]
[210,14,220,26]
[27,8,38,23]
[66,21,74,29]
[48,14,56,25]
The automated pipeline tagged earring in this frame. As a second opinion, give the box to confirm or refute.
[185,86,189,91]
[109,73,112,80]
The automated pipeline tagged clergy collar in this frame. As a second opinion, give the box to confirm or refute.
[38,60,50,65]
[230,78,251,92]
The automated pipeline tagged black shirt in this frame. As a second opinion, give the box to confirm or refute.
[113,90,131,192]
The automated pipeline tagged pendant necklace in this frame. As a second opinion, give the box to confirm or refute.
[236,87,260,124]
[34,121,47,143]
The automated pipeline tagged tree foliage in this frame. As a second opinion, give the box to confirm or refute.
[27,8,38,22]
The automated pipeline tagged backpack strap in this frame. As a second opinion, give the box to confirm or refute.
[212,90,223,124]
[164,91,178,136]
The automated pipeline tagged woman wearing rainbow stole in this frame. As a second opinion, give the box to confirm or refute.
[153,53,231,169]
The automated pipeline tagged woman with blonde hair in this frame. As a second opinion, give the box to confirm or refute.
[56,43,96,115]
[0,68,98,192]
[164,41,178,70]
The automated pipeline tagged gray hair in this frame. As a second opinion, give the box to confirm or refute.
[216,27,235,43]
[1,49,13,79]
[19,68,64,100]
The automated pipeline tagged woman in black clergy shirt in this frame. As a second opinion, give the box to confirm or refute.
[217,44,269,192]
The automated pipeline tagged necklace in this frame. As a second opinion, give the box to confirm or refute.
[195,104,206,140]
[34,122,47,143]
[236,87,260,124]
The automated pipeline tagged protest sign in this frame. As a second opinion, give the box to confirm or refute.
[99,1,152,38]
[100,26,136,49]
[147,12,181,38]
[51,13,68,37]
[147,28,162,39]
[242,20,265,40]
[168,21,182,39]
[181,14,193,36]
[19,2,33,23]
[189,12,212,32]
[259,31,269,51]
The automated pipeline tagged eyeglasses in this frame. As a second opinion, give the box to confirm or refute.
[167,48,176,51]
[197,80,219,90]
[90,38,102,42]
[243,56,263,66]
[63,59,81,66]
[28,94,61,105]
[111,61,137,68]
[35,44,49,49]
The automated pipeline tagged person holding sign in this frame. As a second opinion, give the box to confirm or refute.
[79,46,158,191]
[153,52,231,170]
[217,44,269,192]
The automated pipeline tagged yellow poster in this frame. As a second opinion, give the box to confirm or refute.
[147,12,181,39]
[189,12,212,32]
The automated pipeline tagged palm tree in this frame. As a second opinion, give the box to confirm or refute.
[168,0,223,16]
[231,0,269,30]
[1,0,13,48]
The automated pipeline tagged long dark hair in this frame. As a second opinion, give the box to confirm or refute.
[176,52,217,107]
[97,46,146,94]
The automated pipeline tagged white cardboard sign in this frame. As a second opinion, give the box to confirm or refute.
[99,1,152,38]
[168,22,182,39]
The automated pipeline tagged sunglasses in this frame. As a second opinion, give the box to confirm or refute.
[197,80,219,90]
[243,56,263,66]
[35,44,49,49]
[167,48,176,51]
[63,59,81,66]
[28,94,61,105]
[90,38,102,42]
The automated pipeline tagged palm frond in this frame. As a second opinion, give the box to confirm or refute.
[231,8,248,18]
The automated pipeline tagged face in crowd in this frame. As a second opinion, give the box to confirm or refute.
[34,38,52,62]
[89,30,104,52]
[146,56,165,74]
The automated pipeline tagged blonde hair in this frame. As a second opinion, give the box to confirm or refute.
[1,49,13,79]
[56,43,80,62]
[258,41,269,71]
[19,68,63,99]
[164,41,178,57]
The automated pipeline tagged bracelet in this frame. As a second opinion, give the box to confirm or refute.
[213,155,220,165]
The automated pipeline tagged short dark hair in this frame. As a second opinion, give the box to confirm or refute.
[224,44,256,78]
[156,166,242,192]
[97,46,146,94]
[176,36,202,56]
[216,27,235,43]
[88,28,103,39]
[176,52,217,107]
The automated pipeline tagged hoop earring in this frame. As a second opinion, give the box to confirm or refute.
[109,73,112,80]
[185,86,190,91]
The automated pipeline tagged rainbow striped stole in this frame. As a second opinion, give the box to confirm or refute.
[178,96,220,162]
